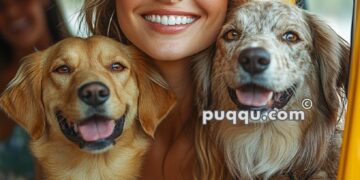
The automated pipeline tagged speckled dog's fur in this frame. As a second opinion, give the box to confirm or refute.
[193,1,349,179]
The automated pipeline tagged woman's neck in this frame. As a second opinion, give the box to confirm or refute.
[153,58,194,139]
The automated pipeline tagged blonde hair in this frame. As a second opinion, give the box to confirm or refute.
[81,0,128,43]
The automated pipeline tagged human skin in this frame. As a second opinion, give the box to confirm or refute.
[0,0,52,140]
[115,0,227,179]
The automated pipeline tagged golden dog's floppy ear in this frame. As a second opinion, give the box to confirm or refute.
[306,13,350,118]
[0,52,46,139]
[132,54,177,138]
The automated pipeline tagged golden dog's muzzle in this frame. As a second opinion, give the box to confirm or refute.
[56,81,128,152]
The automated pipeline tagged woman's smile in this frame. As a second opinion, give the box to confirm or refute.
[142,10,199,34]
[116,0,227,61]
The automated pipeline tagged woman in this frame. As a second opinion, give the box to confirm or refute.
[0,0,68,178]
[82,0,296,179]
[83,1,227,179]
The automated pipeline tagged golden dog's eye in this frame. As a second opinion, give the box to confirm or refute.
[54,65,71,74]
[224,30,240,41]
[111,63,125,72]
[282,31,300,43]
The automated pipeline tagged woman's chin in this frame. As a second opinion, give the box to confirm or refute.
[142,46,194,61]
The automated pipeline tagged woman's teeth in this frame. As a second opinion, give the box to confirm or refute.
[144,15,196,25]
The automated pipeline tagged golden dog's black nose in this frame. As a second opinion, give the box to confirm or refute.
[238,47,270,75]
[78,82,110,106]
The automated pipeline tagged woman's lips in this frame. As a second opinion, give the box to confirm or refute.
[144,21,194,34]
[141,10,199,34]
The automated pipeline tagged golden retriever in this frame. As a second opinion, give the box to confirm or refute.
[0,36,176,180]
[193,1,349,179]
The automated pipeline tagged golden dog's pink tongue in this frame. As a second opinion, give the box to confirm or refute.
[236,87,273,107]
[78,119,115,142]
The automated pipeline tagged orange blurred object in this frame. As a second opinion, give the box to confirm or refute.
[338,0,360,179]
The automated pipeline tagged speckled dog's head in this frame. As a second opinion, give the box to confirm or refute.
[208,1,349,178]
[213,0,348,118]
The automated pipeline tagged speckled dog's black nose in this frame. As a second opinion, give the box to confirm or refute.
[238,47,271,75]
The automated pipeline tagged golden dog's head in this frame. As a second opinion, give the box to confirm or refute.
[0,36,176,153]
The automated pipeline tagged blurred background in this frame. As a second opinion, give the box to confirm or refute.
[57,0,86,37]
[0,0,355,179]
[307,0,353,43]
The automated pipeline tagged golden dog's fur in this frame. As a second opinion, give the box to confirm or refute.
[0,36,176,180]
[193,1,349,179]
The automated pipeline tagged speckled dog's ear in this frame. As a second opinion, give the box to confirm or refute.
[306,12,350,118]
[0,52,46,140]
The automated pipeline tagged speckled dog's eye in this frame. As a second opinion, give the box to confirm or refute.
[54,65,72,74]
[224,30,240,41]
[110,62,125,72]
[282,31,300,43]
